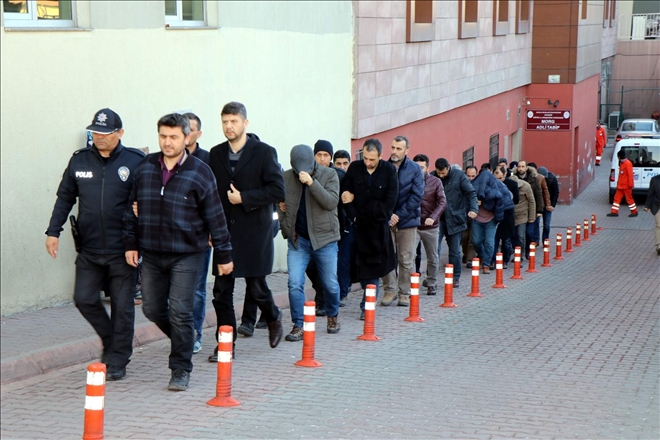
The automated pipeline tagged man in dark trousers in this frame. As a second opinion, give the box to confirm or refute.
[182,112,212,355]
[643,174,660,255]
[208,102,286,359]
[432,158,478,289]
[46,108,144,382]
[341,138,398,319]
[124,113,233,391]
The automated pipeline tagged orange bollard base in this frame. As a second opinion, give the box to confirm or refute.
[554,255,564,261]
[404,315,424,322]
[492,282,507,288]
[541,262,552,267]
[440,302,457,308]
[295,359,322,368]
[357,333,381,341]
[467,291,482,298]
[207,396,241,407]
[525,268,538,273]
[511,274,523,280]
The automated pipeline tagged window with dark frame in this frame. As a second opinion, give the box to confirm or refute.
[515,0,530,34]
[463,146,475,170]
[609,0,616,27]
[493,0,509,36]
[458,0,479,39]
[489,134,500,171]
[581,0,588,20]
[406,0,435,42]
[603,0,609,27]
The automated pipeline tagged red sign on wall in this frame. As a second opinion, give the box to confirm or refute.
[526,109,572,131]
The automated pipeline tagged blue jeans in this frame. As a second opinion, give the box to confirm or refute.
[359,278,380,311]
[141,251,202,372]
[526,218,541,253]
[437,221,463,281]
[471,219,497,267]
[542,209,553,242]
[287,237,340,327]
[337,222,355,299]
[192,248,212,344]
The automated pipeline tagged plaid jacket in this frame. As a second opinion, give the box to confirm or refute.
[123,152,232,263]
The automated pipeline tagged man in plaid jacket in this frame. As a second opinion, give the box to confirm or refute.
[123,113,233,392]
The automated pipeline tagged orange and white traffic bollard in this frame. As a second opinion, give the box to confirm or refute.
[207,325,240,407]
[405,273,424,322]
[82,362,106,440]
[526,243,538,273]
[594,213,603,231]
[583,219,590,241]
[440,264,457,308]
[358,284,380,340]
[492,253,506,288]
[467,258,482,297]
[295,301,322,367]
[511,246,523,280]
[575,224,582,247]
[554,233,564,260]
[565,227,573,252]
[541,239,552,267]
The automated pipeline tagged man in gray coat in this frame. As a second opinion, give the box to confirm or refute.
[278,145,341,339]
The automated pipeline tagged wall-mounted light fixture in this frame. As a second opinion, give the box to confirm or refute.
[547,99,560,108]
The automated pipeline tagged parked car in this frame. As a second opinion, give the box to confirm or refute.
[614,118,660,143]
[609,138,660,203]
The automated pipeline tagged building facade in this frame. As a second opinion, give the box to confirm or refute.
[0,0,354,314]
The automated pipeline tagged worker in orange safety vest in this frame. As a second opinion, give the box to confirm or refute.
[595,121,607,166]
[608,149,638,217]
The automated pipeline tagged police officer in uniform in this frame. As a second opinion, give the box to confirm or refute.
[45,108,145,381]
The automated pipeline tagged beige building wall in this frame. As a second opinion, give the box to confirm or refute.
[0,1,353,315]
[601,1,618,59]
[354,0,533,139]
[575,0,604,83]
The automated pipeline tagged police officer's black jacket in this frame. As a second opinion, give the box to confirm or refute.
[46,142,145,255]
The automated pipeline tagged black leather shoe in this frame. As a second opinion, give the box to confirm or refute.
[606,213,618,217]
[267,308,283,348]
[255,315,268,329]
[237,322,254,337]
[628,213,638,217]
[106,366,126,381]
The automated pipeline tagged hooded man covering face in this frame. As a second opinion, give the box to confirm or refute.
[277,145,342,339]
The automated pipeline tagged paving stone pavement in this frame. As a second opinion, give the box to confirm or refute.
[1,142,658,439]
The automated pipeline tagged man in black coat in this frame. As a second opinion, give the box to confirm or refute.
[644,174,660,255]
[208,102,286,358]
[341,138,398,318]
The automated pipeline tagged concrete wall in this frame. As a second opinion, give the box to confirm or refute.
[611,40,660,118]
[354,0,532,139]
[0,1,353,315]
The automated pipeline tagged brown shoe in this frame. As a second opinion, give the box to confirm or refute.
[267,307,283,348]
[381,291,397,306]
[327,316,341,334]
[285,325,303,342]
[397,295,410,306]
[482,265,490,274]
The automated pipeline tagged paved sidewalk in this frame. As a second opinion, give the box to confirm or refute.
[1,143,658,439]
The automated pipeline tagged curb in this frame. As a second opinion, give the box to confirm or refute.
[0,290,295,385]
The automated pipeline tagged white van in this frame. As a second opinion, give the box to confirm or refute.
[609,138,660,203]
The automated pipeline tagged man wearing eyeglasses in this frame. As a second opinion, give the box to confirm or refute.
[45,108,145,381]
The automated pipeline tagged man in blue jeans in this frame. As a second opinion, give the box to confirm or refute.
[124,113,233,391]
[182,112,212,355]
[277,144,341,339]
[431,159,478,289]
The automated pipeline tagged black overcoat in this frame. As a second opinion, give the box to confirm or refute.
[209,135,285,278]
[342,159,398,280]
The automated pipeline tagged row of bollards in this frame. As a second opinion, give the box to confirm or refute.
[82,214,603,438]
